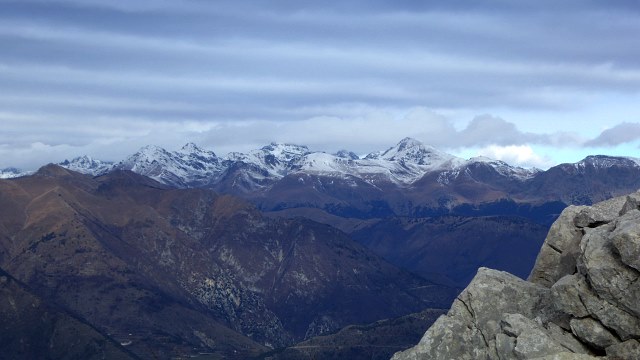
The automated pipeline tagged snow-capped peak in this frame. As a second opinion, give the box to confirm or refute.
[178,142,204,154]
[334,150,360,160]
[59,155,114,176]
[396,137,424,150]
[467,156,496,164]
[113,143,224,187]
[570,155,640,172]
[175,142,219,164]
[117,145,176,173]
[136,145,171,158]
[375,137,458,168]
[0,167,32,179]
[365,137,420,160]
[465,156,540,180]
[225,142,311,179]
[260,143,310,161]
[299,139,464,185]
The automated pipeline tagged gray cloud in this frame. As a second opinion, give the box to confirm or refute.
[584,122,640,147]
[455,116,584,148]
[458,115,547,146]
[0,108,630,171]
[193,111,580,156]
[1,0,639,169]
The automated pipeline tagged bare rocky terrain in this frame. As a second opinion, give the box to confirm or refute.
[393,192,640,359]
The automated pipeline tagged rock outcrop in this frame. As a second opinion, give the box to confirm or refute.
[392,191,640,360]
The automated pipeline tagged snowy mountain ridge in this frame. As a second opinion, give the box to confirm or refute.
[570,154,640,171]
[7,138,633,190]
[226,142,310,178]
[53,138,541,189]
[298,138,466,185]
[113,143,225,187]
[0,167,33,179]
[59,155,113,176]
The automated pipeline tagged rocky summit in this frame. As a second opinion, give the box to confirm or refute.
[392,191,640,359]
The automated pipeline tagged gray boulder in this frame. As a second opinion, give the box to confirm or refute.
[611,210,640,272]
[528,206,585,288]
[569,317,618,350]
[391,269,589,360]
[551,274,640,341]
[530,354,598,360]
[605,339,640,359]
[393,190,640,360]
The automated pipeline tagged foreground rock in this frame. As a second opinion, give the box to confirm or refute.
[393,192,640,360]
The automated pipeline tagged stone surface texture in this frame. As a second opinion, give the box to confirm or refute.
[392,191,640,360]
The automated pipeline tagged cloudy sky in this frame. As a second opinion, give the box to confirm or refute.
[2,0,640,170]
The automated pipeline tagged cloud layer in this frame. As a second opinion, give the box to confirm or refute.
[584,123,640,147]
[1,0,640,169]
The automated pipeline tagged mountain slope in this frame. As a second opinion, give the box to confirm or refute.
[351,215,550,286]
[522,155,640,204]
[0,165,455,358]
[0,267,138,360]
[265,308,446,360]
[0,165,267,358]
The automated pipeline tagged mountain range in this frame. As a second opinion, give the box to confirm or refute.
[47,138,640,207]
[5,138,639,207]
[7,137,640,220]
[8,137,541,188]
[3,139,640,358]
[4,138,640,286]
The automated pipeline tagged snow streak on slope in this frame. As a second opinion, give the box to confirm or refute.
[0,167,32,179]
[464,156,540,180]
[571,155,640,172]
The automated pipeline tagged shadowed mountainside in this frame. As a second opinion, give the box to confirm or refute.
[262,308,446,360]
[350,215,550,286]
[0,165,455,358]
[0,267,138,360]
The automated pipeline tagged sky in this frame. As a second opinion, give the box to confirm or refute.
[2,0,640,170]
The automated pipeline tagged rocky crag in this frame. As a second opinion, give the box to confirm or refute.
[393,192,640,359]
